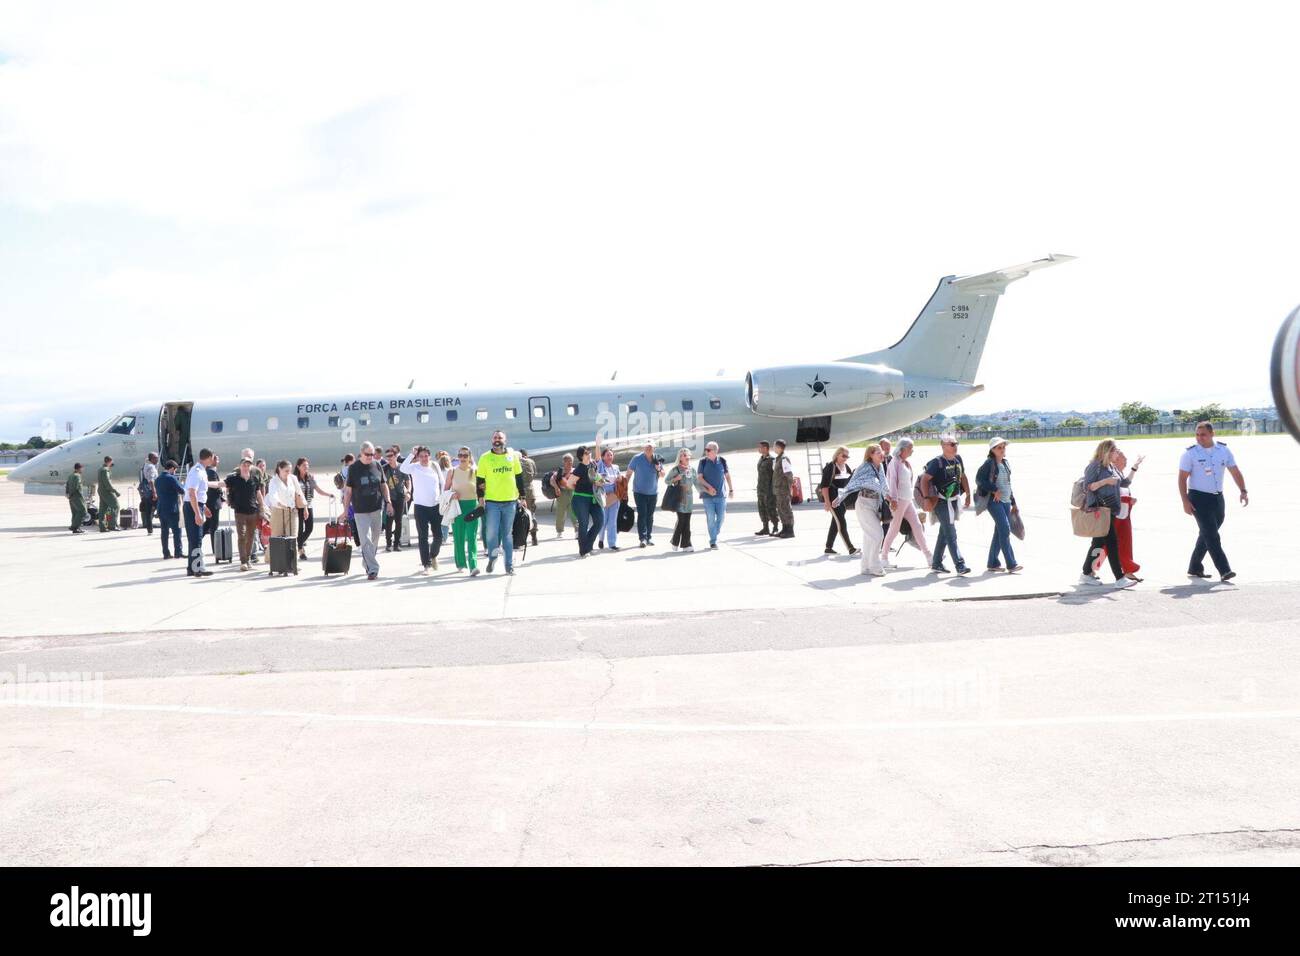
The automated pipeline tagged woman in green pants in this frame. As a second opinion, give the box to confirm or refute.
[449,446,481,576]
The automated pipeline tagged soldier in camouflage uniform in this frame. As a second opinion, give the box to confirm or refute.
[755,440,776,535]
[96,455,121,531]
[770,439,795,538]
[519,449,539,546]
[65,462,87,533]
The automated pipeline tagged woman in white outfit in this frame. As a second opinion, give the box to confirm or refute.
[879,437,932,567]
[265,459,304,540]
[833,444,889,576]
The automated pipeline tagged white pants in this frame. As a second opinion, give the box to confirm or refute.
[855,496,885,575]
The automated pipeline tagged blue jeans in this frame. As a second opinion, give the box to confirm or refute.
[986,499,1017,569]
[572,495,604,556]
[634,492,657,542]
[183,501,206,575]
[931,500,966,570]
[602,501,620,547]
[484,499,517,569]
[158,507,181,558]
[702,496,726,545]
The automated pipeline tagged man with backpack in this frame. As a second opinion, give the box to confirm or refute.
[519,449,539,546]
[920,436,971,574]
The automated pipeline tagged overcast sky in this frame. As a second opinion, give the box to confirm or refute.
[2,1,1296,441]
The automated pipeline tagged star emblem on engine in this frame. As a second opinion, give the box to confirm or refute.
[807,374,830,398]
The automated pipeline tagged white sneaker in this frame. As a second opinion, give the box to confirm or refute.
[1112,576,1136,589]
[684,546,693,552]
[671,545,679,552]
[869,569,886,577]
[418,566,430,576]
[1079,573,1104,586]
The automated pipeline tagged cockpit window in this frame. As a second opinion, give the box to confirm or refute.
[90,415,119,435]
[107,415,137,435]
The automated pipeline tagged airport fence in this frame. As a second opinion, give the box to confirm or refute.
[897,419,1283,442]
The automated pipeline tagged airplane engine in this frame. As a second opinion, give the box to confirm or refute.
[745,362,904,418]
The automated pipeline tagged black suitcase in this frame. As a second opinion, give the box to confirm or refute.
[213,526,233,563]
[322,540,351,576]
[268,535,298,576]
[119,508,138,529]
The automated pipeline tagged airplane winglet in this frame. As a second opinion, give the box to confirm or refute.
[950,253,1076,293]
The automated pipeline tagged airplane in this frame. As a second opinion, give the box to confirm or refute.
[7,254,1074,496]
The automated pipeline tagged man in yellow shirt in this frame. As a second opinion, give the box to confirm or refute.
[475,430,524,575]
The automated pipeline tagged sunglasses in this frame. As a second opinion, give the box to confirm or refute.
[458,453,470,458]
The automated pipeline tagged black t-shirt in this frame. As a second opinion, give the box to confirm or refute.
[224,472,262,515]
[205,466,224,509]
[573,462,594,495]
[347,460,386,514]
[383,461,408,501]
[925,455,965,499]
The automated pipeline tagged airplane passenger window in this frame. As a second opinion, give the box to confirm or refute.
[533,406,545,418]
[108,416,136,435]
[682,400,694,411]
[627,403,638,413]
[211,421,223,433]
[266,417,279,430]
[504,408,517,419]
[447,410,458,422]
[476,408,488,421]
[236,418,249,432]
[417,412,429,424]
[566,404,578,416]
[298,417,310,429]
[358,415,370,427]
[389,413,400,425]
[709,398,721,410]
[328,416,340,427]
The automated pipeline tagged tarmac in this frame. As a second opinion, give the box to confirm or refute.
[2,434,1298,865]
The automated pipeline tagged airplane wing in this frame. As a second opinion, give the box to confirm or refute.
[520,423,746,459]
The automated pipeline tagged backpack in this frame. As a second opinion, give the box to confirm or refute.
[617,500,636,532]
[138,465,154,500]
[541,470,559,500]
[512,505,533,549]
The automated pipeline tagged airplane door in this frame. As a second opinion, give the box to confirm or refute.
[528,396,552,432]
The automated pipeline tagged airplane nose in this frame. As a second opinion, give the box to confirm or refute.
[6,454,41,483]
[7,448,58,484]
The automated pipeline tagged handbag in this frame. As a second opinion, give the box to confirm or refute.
[879,497,893,527]
[1009,508,1025,541]
[661,482,683,513]
[1070,507,1110,538]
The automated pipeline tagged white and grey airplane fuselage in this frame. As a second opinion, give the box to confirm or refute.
[8,256,1073,493]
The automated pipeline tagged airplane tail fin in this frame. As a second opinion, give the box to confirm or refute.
[837,254,1075,383]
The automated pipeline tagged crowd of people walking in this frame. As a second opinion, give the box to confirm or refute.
[62,421,1249,588]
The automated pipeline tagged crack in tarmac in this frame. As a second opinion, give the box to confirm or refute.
[766,826,1300,867]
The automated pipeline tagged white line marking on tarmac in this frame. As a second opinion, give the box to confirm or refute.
[6,699,1300,734]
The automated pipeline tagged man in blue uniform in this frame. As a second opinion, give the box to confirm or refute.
[1177,421,1248,582]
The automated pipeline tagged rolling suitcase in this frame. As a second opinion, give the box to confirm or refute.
[213,527,234,563]
[322,504,352,576]
[322,537,352,576]
[119,490,138,530]
[791,476,804,505]
[268,535,298,576]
